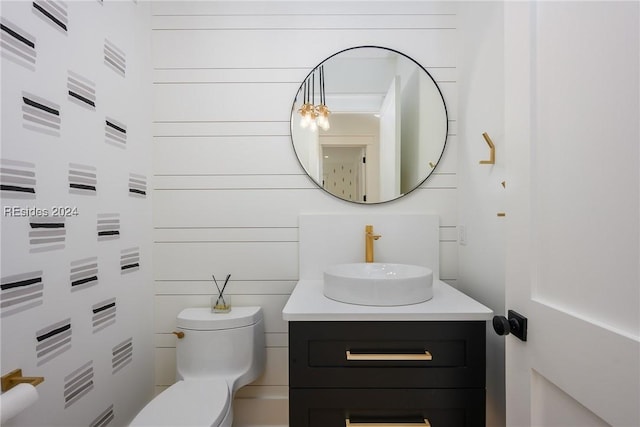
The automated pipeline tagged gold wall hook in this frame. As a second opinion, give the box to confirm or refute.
[1,369,44,392]
[479,132,495,165]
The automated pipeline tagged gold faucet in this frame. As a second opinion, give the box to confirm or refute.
[365,225,381,263]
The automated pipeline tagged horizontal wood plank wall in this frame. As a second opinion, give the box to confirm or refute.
[151,2,457,425]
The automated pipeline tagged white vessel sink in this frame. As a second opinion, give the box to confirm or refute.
[323,263,433,306]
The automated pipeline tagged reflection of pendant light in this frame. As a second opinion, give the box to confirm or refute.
[298,66,330,132]
[316,65,331,131]
[298,79,314,129]
[309,72,318,131]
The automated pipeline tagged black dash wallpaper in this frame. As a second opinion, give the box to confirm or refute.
[0,17,37,70]
[32,1,68,33]
[22,91,61,137]
[1,158,37,199]
[0,1,153,426]
[68,163,97,195]
[70,257,99,292]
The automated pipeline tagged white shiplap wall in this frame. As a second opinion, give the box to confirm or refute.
[151,2,457,425]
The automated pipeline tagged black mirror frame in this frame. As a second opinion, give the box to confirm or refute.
[289,45,449,204]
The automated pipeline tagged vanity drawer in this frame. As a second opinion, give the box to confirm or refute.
[289,388,485,427]
[289,321,485,388]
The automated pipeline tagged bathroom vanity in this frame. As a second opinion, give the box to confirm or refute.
[283,280,492,427]
[285,213,493,426]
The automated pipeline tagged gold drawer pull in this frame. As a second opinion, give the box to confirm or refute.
[345,350,432,361]
[345,418,431,426]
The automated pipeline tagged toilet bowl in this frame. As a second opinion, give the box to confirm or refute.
[130,306,265,427]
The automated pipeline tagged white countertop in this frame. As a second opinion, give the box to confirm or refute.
[282,279,494,322]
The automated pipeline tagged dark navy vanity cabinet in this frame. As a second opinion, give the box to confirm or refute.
[288,321,486,426]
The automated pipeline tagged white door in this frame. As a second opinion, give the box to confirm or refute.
[322,146,365,202]
[504,2,639,427]
[379,76,401,200]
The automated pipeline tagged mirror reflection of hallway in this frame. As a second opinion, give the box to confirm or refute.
[290,46,448,203]
[321,146,365,202]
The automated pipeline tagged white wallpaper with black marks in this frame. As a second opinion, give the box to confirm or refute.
[36,318,72,366]
[103,39,125,77]
[90,404,114,427]
[68,163,97,195]
[120,247,140,274]
[97,213,120,241]
[111,338,133,374]
[63,360,94,409]
[29,215,66,252]
[32,0,68,34]
[1,158,37,199]
[128,173,146,198]
[0,270,43,317]
[104,117,127,148]
[0,17,37,70]
[0,2,153,426]
[92,298,116,334]
[67,71,96,110]
[22,92,61,136]
[70,257,99,292]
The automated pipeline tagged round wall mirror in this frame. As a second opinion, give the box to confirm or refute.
[290,46,448,204]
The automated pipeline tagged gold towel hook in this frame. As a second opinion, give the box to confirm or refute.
[479,132,495,165]
[1,369,44,392]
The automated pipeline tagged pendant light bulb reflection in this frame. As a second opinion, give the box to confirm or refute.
[298,65,330,132]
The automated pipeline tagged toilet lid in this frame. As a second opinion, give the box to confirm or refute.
[130,379,230,427]
[177,306,262,331]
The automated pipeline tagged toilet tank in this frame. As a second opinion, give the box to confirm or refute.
[175,307,265,390]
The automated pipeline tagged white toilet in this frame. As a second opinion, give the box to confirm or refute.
[130,306,266,427]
